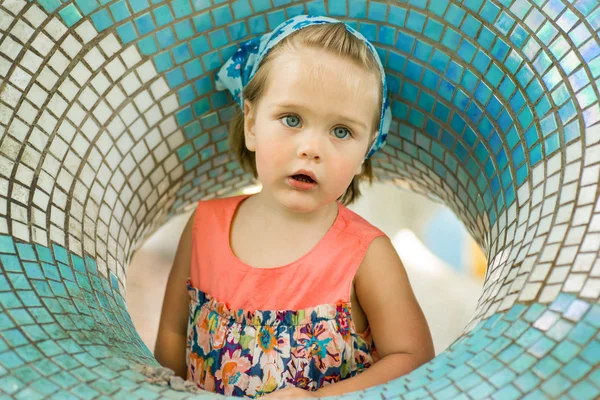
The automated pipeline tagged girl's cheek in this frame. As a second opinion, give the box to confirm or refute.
[256,141,285,170]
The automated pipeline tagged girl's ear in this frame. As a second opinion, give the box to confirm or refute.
[244,99,257,152]
[355,160,364,176]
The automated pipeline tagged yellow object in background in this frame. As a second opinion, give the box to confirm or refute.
[470,240,487,280]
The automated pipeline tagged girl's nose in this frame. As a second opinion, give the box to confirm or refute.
[297,131,322,160]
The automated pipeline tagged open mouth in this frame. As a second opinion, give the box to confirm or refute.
[291,174,316,184]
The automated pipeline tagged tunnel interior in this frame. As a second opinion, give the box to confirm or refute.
[0,0,599,398]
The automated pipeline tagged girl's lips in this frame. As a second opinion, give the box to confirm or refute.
[288,176,317,191]
[291,169,317,183]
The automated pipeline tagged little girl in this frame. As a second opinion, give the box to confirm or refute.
[155,15,434,398]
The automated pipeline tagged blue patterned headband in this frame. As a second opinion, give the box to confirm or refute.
[215,15,391,159]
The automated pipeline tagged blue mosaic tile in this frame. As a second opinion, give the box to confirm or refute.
[74,0,99,15]
[131,14,154,38]
[305,0,324,16]
[156,27,176,49]
[90,7,114,31]
[174,20,194,40]
[111,2,135,23]
[59,4,83,27]
[248,15,267,34]
[406,10,426,33]
[212,4,233,26]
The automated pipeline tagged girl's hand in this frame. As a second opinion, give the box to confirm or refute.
[262,387,322,399]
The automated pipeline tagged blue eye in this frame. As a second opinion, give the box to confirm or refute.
[282,115,301,128]
[333,127,351,139]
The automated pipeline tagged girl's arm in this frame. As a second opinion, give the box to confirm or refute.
[317,236,435,397]
[154,210,196,378]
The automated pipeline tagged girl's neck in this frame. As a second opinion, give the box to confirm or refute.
[248,191,339,228]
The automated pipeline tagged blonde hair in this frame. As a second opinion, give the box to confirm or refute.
[228,23,383,205]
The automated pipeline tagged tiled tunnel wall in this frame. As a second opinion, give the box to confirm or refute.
[0,0,599,398]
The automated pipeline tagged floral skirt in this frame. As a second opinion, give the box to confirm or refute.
[186,281,377,398]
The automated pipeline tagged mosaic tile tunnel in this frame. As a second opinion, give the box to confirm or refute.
[0,0,599,398]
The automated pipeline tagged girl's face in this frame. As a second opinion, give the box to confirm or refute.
[244,47,380,213]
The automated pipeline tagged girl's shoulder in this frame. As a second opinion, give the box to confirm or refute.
[191,195,248,234]
[195,194,248,214]
[198,194,247,206]
[337,204,387,243]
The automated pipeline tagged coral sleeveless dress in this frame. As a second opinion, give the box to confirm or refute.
[186,194,386,397]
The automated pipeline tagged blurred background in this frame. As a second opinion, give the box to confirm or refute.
[126,182,486,355]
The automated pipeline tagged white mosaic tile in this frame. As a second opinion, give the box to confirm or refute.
[11,19,35,44]
[539,283,561,303]
[581,165,599,186]
[0,81,20,106]
[16,100,36,125]
[161,94,178,114]
[150,78,169,100]
[23,4,46,27]
[556,245,577,265]
[106,85,127,109]
[71,135,90,158]
[31,31,54,56]
[92,99,112,125]
[70,61,92,86]
[121,45,142,68]
[0,10,14,31]
[144,104,162,127]
[48,50,69,74]
[129,118,148,141]
[2,0,26,15]
[107,117,126,139]
[0,128,15,156]
[591,260,600,277]
[58,77,79,102]
[120,103,138,126]
[572,204,593,226]
[28,127,48,153]
[584,144,600,166]
[64,151,81,176]
[79,87,99,111]
[546,174,560,195]
[589,212,600,231]
[57,119,76,142]
[580,278,600,298]
[9,66,32,90]
[81,117,99,141]
[0,36,23,59]
[66,102,85,127]
[531,184,544,207]
[0,55,11,78]
[27,82,48,105]
[541,195,558,216]
[84,46,106,70]
[559,181,577,204]
[106,58,125,82]
[37,66,59,90]
[578,184,597,205]
[539,242,560,262]
[564,273,587,292]
[7,119,27,142]
[121,72,142,96]
[91,73,110,95]
[44,17,67,41]
[137,60,157,83]
[587,123,600,144]
[563,162,581,183]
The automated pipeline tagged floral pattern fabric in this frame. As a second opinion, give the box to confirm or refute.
[186,280,377,398]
